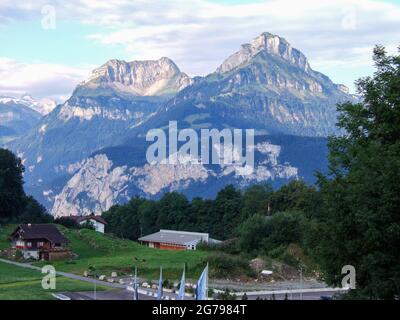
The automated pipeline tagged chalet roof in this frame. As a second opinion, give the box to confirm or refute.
[138,229,209,246]
[11,224,68,244]
[68,215,107,225]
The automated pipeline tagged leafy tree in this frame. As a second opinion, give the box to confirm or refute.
[262,211,305,252]
[120,197,144,239]
[241,184,273,218]
[54,216,81,229]
[269,180,320,216]
[18,196,53,224]
[0,148,25,220]
[138,200,159,235]
[212,185,243,239]
[189,197,213,233]
[102,197,144,239]
[156,192,190,230]
[314,47,400,299]
[0,149,52,223]
[238,214,268,253]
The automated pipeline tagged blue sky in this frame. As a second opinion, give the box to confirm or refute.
[0,0,399,100]
[0,20,122,65]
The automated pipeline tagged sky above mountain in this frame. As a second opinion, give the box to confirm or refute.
[0,0,399,101]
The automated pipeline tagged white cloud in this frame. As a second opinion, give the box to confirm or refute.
[0,58,89,101]
[73,0,400,87]
[1,0,399,94]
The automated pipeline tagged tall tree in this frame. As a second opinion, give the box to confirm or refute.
[212,185,243,239]
[102,197,144,239]
[156,192,190,230]
[241,184,273,218]
[0,148,25,220]
[19,196,53,223]
[269,180,319,216]
[315,47,400,299]
[138,200,159,235]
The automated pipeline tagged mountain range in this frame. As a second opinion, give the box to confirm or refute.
[0,95,56,144]
[5,32,354,217]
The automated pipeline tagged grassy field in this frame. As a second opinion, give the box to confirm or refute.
[0,224,208,281]
[0,261,111,300]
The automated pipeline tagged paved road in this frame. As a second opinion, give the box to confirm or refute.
[61,289,339,301]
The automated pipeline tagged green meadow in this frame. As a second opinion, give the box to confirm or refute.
[0,260,111,300]
[0,224,208,281]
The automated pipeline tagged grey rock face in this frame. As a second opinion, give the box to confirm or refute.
[76,57,193,97]
[51,140,299,217]
[7,57,192,209]
[217,32,311,74]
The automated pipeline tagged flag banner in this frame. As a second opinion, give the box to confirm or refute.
[178,266,185,300]
[133,267,139,301]
[157,267,163,300]
[195,264,208,300]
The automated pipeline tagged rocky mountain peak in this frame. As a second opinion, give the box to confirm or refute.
[216,32,310,74]
[78,57,193,97]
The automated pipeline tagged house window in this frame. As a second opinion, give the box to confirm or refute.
[16,240,24,248]
[37,242,44,248]
[26,242,32,248]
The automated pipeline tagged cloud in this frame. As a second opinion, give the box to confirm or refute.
[0,58,89,101]
[1,0,399,94]
[79,0,400,71]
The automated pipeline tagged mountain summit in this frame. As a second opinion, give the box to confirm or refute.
[76,57,193,97]
[138,32,353,138]
[217,32,310,73]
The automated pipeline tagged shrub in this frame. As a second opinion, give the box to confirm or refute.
[206,253,255,278]
[218,289,237,300]
[262,211,305,251]
[14,250,23,261]
[267,245,286,260]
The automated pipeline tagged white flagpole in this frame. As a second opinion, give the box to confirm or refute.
[178,264,186,300]
[157,266,163,300]
[206,262,209,300]
[134,266,138,300]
